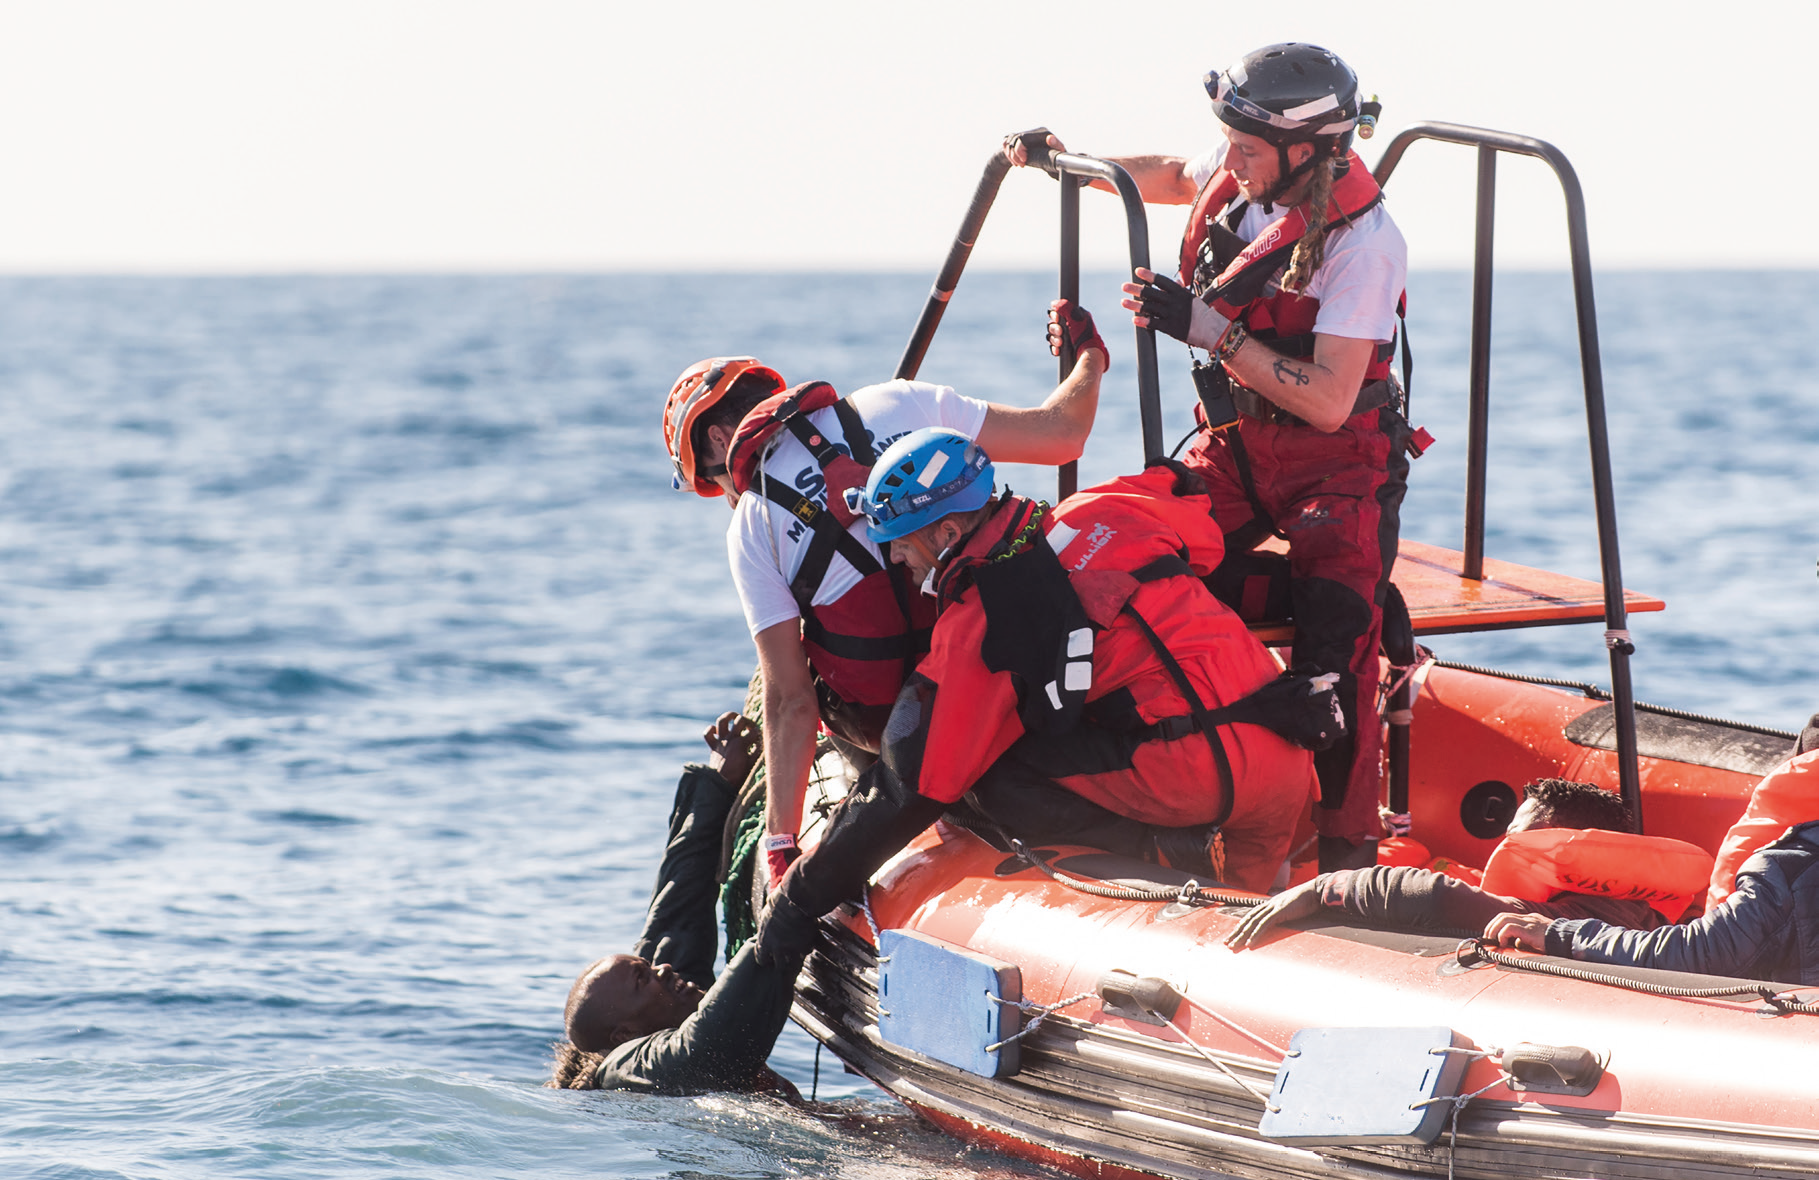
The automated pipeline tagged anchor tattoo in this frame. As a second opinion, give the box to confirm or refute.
[1272,358,1310,387]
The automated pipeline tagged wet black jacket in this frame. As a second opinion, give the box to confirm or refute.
[1321,864,1663,935]
[1548,820,1819,986]
[593,764,805,1095]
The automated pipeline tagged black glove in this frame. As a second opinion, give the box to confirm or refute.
[1002,126,1057,173]
[753,885,820,967]
[1131,271,1196,344]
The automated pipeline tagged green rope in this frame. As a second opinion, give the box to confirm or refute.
[719,671,768,957]
[720,787,766,956]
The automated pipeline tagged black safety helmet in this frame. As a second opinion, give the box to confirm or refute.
[1204,43,1376,204]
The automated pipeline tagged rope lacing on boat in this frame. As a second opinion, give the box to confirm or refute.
[1406,1046,1507,1180]
[982,991,1096,1054]
[1008,838,1263,908]
[1456,939,1819,1014]
[1431,659,1798,739]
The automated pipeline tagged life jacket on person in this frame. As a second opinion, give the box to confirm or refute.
[722,381,934,745]
[1177,150,1401,396]
[1709,750,1819,907]
[926,461,1339,823]
[1480,827,1715,923]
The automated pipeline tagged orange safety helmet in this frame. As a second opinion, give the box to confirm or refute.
[662,356,785,496]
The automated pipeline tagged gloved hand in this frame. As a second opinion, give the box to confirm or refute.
[763,832,800,889]
[753,884,820,967]
[1002,127,1062,170]
[1120,268,1231,350]
[1046,300,1108,368]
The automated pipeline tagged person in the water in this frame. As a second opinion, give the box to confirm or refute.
[661,303,1108,893]
[549,712,803,1096]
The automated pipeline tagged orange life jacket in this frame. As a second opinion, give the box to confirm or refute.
[1709,750,1819,907]
[1177,150,1397,384]
[723,382,933,729]
[1480,827,1714,923]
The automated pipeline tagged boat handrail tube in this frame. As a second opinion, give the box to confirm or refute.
[1057,163,1081,501]
[893,153,1011,382]
[1373,120,1640,829]
[1051,152,1165,464]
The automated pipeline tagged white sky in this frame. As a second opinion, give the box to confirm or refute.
[0,0,1810,272]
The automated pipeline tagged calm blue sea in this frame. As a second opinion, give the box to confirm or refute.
[0,271,1814,1178]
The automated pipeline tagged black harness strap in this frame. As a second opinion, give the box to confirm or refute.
[832,398,876,464]
[1224,431,1284,541]
[763,393,894,612]
[760,480,884,609]
[1120,601,1237,829]
[799,612,918,661]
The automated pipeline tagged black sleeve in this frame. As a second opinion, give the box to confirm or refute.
[1324,865,1651,934]
[593,943,807,1094]
[631,764,735,990]
[783,757,945,920]
[1549,857,1802,982]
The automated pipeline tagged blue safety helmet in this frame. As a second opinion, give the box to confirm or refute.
[844,428,994,543]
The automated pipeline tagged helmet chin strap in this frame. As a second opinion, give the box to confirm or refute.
[919,545,953,596]
[1260,141,1329,210]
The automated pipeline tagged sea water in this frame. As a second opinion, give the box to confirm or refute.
[0,272,1814,1178]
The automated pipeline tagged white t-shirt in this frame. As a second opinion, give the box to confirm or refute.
[727,379,990,638]
[1185,142,1407,343]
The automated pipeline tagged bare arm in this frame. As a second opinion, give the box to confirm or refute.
[1101,155,1199,204]
[1224,333,1376,433]
[753,620,820,838]
[974,347,1104,465]
[1003,133,1197,204]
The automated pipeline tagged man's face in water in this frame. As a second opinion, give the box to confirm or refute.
[565,954,705,1052]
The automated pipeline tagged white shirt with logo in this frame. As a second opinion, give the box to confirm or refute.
[727,379,989,638]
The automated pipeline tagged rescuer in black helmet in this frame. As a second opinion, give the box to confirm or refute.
[1006,43,1418,875]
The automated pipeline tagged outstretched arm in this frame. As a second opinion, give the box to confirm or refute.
[754,621,820,840]
[974,303,1106,465]
[1003,132,1197,203]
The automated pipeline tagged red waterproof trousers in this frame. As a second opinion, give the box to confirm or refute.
[1183,404,1412,846]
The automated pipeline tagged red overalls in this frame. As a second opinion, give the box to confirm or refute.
[1178,152,1410,849]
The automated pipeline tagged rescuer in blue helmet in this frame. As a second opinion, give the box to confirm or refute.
[754,432,1345,970]
[845,427,995,593]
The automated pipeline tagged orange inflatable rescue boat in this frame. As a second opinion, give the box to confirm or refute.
[766,127,1819,1179]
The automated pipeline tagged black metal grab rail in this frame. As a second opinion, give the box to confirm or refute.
[892,123,1642,832]
[891,142,1166,487]
[1373,121,1641,829]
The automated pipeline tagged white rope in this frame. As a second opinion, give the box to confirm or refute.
[1162,1014,1276,1104]
[1405,1046,1506,1180]
[1176,993,1289,1060]
[860,883,887,962]
[982,991,1094,1053]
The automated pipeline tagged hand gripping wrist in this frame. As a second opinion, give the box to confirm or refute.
[753,876,819,966]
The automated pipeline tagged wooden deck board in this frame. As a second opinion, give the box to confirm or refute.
[1248,538,1665,644]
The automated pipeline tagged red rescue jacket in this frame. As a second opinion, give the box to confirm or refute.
[904,466,1309,825]
[724,383,934,738]
[1178,150,1397,385]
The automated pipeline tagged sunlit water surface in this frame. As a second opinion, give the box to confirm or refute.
[0,272,1814,1178]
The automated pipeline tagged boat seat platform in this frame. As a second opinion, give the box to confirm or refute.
[1247,538,1665,644]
